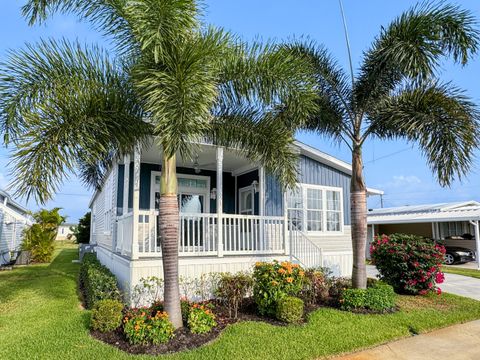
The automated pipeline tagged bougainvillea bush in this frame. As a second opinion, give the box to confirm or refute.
[253,261,305,316]
[370,233,446,295]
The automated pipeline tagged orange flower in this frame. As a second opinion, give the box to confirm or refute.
[271,280,278,286]
[286,277,293,283]
[255,261,264,267]
[299,271,305,277]
[278,268,286,275]
[292,263,300,269]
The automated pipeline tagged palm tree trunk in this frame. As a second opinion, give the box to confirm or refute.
[159,154,183,329]
[351,144,367,289]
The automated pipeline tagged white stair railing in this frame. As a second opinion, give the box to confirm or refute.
[289,222,323,268]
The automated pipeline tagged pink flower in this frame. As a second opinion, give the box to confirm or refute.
[435,272,445,284]
[419,289,428,295]
[437,288,442,295]
[428,282,433,289]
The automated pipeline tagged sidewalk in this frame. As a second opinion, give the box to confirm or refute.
[334,320,480,360]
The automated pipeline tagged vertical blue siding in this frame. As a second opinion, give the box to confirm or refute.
[265,155,351,225]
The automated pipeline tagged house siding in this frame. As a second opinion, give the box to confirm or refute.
[265,155,351,225]
[0,207,30,265]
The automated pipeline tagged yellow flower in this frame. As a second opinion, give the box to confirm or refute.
[299,271,305,277]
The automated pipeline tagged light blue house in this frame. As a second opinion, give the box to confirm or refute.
[89,139,377,294]
[0,189,31,265]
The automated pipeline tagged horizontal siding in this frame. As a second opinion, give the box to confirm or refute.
[308,226,352,251]
[0,209,29,265]
[91,168,116,250]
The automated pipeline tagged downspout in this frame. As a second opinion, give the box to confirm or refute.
[469,220,480,270]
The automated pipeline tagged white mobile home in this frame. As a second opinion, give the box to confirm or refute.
[89,139,364,296]
[0,190,31,265]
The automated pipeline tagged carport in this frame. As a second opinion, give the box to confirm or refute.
[367,201,480,270]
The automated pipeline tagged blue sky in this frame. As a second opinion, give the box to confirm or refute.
[1,0,479,222]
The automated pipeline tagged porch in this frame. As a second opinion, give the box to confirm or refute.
[113,140,288,259]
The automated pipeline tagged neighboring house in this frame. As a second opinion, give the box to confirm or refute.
[367,201,480,264]
[89,138,379,296]
[0,189,32,265]
[56,224,76,241]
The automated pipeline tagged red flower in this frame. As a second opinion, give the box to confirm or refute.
[437,288,442,295]
[435,272,445,284]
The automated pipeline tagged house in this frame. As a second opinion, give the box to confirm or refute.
[56,224,76,241]
[367,201,480,267]
[0,189,32,265]
[89,138,377,297]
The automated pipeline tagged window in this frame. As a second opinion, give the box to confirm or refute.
[239,186,254,215]
[287,184,343,234]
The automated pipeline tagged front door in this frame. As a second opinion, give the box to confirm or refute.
[150,172,210,248]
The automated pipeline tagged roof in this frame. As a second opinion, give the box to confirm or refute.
[294,140,352,175]
[368,201,480,224]
[0,189,30,215]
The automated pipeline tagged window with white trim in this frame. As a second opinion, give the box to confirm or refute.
[287,184,343,233]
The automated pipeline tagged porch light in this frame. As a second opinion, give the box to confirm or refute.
[251,180,259,193]
[210,187,217,200]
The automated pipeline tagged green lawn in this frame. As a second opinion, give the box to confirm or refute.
[443,265,480,279]
[2,246,480,360]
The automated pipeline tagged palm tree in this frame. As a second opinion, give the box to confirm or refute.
[0,0,316,327]
[294,2,480,288]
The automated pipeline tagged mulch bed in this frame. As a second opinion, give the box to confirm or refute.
[91,298,323,355]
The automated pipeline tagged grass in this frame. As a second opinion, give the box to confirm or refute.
[1,245,480,360]
[442,265,480,279]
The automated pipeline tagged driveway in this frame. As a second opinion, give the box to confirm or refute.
[334,319,480,360]
[366,265,480,301]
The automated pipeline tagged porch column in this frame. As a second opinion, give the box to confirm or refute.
[216,146,224,257]
[259,167,266,249]
[122,154,130,215]
[470,220,480,270]
[131,144,141,260]
[283,191,289,256]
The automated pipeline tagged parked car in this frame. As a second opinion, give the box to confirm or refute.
[443,246,475,265]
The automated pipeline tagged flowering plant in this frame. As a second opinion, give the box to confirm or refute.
[187,303,216,334]
[123,308,174,345]
[253,261,305,316]
[370,233,445,295]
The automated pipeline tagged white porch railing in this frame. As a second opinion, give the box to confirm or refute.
[116,213,133,257]
[289,223,323,268]
[126,211,285,257]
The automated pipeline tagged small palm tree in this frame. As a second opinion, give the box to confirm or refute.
[294,2,480,288]
[0,0,316,327]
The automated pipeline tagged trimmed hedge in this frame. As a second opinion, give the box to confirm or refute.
[340,283,396,312]
[91,299,124,332]
[276,296,304,323]
[80,253,121,309]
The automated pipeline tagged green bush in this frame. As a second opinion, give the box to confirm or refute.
[301,268,331,305]
[80,253,121,309]
[73,212,91,244]
[21,208,65,263]
[253,261,305,317]
[214,272,253,318]
[340,283,396,312]
[276,296,304,323]
[123,309,174,345]
[90,299,124,333]
[187,303,217,334]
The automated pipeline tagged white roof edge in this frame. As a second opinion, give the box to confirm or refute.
[367,187,384,196]
[440,200,480,211]
[293,140,352,175]
[368,215,480,225]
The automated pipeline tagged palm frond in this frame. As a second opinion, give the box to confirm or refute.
[354,1,480,111]
[0,39,150,202]
[367,81,480,186]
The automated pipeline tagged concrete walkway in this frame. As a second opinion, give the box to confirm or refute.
[366,265,480,301]
[334,320,480,360]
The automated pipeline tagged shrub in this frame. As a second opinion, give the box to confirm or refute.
[301,268,331,305]
[90,299,124,333]
[131,276,164,308]
[80,253,121,309]
[123,309,174,345]
[73,212,91,244]
[214,272,253,318]
[187,303,217,334]
[21,208,65,263]
[181,298,191,324]
[253,261,305,316]
[340,283,396,312]
[276,296,304,323]
[328,277,351,306]
[370,233,446,295]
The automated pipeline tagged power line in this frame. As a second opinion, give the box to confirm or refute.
[364,147,412,165]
